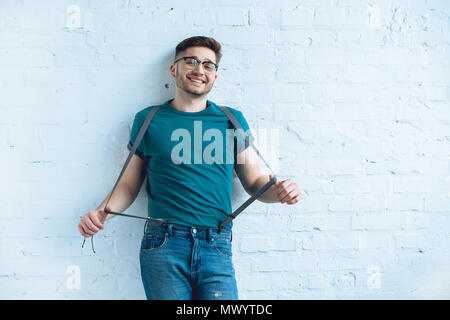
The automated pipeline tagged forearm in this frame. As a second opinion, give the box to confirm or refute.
[250,175,279,203]
[96,183,137,221]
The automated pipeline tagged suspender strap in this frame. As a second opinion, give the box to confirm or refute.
[218,175,276,233]
[218,106,276,174]
[103,105,166,224]
[102,104,277,232]
[217,106,277,233]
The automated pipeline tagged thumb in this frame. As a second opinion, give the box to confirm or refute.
[100,206,110,216]
[269,173,280,185]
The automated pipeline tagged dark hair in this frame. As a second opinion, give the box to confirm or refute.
[175,36,222,66]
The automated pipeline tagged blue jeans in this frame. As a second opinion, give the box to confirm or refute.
[139,220,238,300]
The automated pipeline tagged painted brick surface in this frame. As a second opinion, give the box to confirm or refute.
[1,0,449,299]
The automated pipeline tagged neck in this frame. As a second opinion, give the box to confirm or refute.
[169,91,209,113]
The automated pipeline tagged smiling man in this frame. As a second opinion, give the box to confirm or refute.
[78,36,302,300]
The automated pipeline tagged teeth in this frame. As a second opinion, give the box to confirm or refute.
[189,77,203,84]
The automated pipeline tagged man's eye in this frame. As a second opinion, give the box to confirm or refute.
[185,58,196,65]
[204,63,215,70]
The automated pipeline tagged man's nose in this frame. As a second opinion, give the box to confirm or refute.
[193,63,206,73]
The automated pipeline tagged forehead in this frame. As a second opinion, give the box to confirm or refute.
[182,46,216,62]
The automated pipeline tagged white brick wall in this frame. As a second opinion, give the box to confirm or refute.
[1,0,449,299]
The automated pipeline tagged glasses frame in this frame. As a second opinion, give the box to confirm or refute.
[174,56,219,73]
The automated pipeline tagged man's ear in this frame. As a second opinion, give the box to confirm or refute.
[169,64,176,78]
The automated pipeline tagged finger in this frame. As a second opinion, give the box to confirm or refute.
[280,179,297,193]
[79,222,94,237]
[277,182,296,201]
[82,216,99,233]
[280,188,299,203]
[276,179,294,193]
[90,212,104,229]
[78,224,89,237]
[286,194,302,205]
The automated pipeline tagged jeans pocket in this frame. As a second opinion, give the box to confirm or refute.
[213,238,232,258]
[141,232,167,252]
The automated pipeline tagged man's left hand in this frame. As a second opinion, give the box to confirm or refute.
[269,173,303,205]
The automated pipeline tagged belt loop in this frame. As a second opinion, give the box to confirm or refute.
[143,220,148,235]
[167,224,173,238]
[207,228,213,243]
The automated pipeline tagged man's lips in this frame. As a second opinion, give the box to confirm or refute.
[187,76,206,85]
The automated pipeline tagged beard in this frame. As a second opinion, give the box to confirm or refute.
[175,67,213,97]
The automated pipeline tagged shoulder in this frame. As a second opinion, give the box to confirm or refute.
[133,104,162,123]
[212,101,246,119]
[212,103,252,135]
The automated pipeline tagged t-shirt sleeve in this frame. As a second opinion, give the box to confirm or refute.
[127,112,146,160]
[232,109,254,154]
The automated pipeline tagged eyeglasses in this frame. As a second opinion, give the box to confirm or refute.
[174,56,218,73]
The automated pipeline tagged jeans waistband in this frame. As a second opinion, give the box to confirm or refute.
[143,220,232,242]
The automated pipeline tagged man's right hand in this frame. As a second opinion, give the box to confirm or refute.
[78,205,110,238]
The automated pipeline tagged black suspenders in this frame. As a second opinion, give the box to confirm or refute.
[103,105,167,224]
[216,106,277,233]
[103,104,277,233]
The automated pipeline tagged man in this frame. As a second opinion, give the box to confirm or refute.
[78,36,302,300]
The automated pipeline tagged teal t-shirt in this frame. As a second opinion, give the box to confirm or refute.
[127,98,253,230]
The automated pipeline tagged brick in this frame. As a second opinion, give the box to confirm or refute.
[305,47,346,65]
[314,8,348,26]
[2,86,55,108]
[243,84,304,103]
[274,29,335,46]
[249,8,268,26]
[424,85,448,101]
[52,47,98,67]
[269,237,297,251]
[186,9,216,27]
[291,214,351,231]
[329,194,386,212]
[0,32,20,47]
[0,49,52,67]
[306,157,364,176]
[424,195,450,212]
[217,8,249,26]
[351,213,407,231]
[393,176,448,194]
[406,213,450,231]
[239,236,270,253]
[387,192,424,211]
[280,7,314,27]
[213,27,273,45]
[332,176,391,195]
[358,232,393,249]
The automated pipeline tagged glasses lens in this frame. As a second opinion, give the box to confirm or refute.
[203,62,216,72]
[184,57,197,66]
[183,57,216,73]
